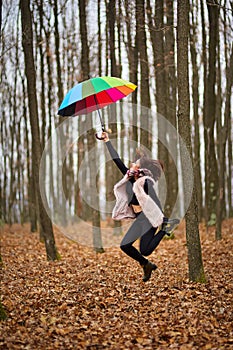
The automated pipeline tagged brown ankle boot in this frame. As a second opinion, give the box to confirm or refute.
[142,261,157,282]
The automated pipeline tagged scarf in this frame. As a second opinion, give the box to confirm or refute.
[112,173,164,228]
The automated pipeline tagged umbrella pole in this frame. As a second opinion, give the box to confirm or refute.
[94,95,105,131]
[96,108,105,132]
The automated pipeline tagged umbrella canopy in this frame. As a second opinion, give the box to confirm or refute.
[58,76,137,117]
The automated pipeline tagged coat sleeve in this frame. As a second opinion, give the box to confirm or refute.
[105,140,128,175]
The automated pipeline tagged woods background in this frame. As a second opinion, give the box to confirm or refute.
[1,0,233,245]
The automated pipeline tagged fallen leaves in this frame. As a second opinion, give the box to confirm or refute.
[0,219,233,349]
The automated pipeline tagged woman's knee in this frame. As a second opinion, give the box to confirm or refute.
[120,242,131,254]
[139,247,150,256]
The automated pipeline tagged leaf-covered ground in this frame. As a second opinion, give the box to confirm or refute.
[1,219,233,349]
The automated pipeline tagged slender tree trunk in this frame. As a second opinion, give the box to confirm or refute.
[107,0,122,236]
[0,1,2,33]
[177,0,205,282]
[20,0,59,261]
[1,112,7,223]
[98,0,102,75]
[0,254,7,320]
[105,0,109,76]
[200,0,208,223]
[204,0,219,226]
[42,23,56,226]
[216,44,233,238]
[36,0,47,229]
[147,0,178,217]
[190,0,203,221]
[53,0,68,226]
[117,0,122,77]
[136,0,151,150]
[124,0,138,144]
[164,0,178,218]
[147,0,167,152]
[79,0,103,252]
[37,0,46,151]
[227,121,233,217]
[9,92,16,225]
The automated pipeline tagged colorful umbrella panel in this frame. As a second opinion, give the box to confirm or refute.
[58,76,137,117]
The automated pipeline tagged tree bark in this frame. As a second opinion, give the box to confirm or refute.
[77,0,90,219]
[79,0,104,252]
[0,254,7,320]
[204,0,219,226]
[177,0,205,282]
[136,0,151,150]
[20,0,59,261]
[164,0,178,218]
[190,0,203,221]
[147,0,178,217]
[216,44,233,238]
[98,0,102,75]
[107,0,122,236]
[124,0,138,144]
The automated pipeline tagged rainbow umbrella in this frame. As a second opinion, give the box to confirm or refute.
[58,76,137,131]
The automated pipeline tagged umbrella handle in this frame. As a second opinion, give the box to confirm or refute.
[95,133,105,140]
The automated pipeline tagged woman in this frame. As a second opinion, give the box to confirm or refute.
[100,132,179,282]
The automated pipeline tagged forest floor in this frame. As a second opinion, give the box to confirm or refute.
[0,219,233,350]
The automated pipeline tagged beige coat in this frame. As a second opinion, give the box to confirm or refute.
[112,174,164,228]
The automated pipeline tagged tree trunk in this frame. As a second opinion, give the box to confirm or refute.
[76,0,90,220]
[20,0,59,261]
[79,0,103,252]
[124,0,138,144]
[42,22,56,226]
[227,123,233,217]
[177,0,205,282]
[136,0,151,150]
[98,0,102,75]
[0,254,7,320]
[107,0,122,236]
[190,0,203,221]
[53,0,68,227]
[216,44,233,238]
[204,0,219,226]
[164,0,179,218]
[147,0,178,217]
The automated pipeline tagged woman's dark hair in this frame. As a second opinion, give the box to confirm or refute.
[135,149,164,181]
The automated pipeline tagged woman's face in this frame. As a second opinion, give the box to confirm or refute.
[130,159,140,171]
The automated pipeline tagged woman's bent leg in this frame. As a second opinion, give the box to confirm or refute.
[140,229,166,257]
[120,216,148,265]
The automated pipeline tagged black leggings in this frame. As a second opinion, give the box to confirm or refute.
[120,212,166,265]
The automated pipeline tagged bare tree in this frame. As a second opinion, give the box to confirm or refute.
[0,0,2,34]
[0,254,7,320]
[147,0,178,217]
[216,44,233,239]
[79,0,104,252]
[124,0,138,145]
[177,0,205,282]
[106,0,122,236]
[20,0,59,261]
[136,0,151,149]
[190,0,203,221]
[203,0,219,226]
